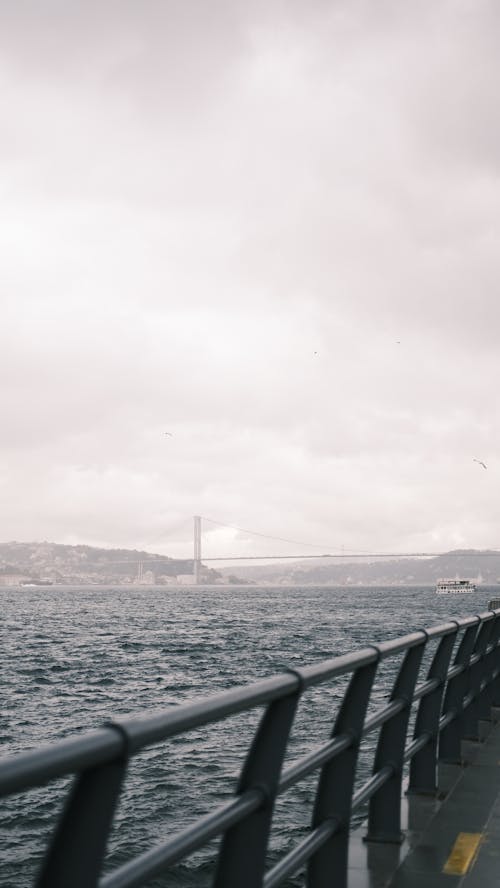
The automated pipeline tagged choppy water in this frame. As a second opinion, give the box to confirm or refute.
[1,584,495,886]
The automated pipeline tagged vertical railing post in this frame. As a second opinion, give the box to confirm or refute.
[473,615,500,720]
[214,680,301,888]
[462,616,494,740]
[308,657,379,888]
[366,638,426,843]
[439,621,479,762]
[489,614,500,708]
[36,746,128,888]
[409,629,458,794]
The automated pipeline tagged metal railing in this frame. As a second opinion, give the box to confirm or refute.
[2,609,500,887]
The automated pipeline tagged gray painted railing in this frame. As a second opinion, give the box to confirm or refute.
[2,610,500,887]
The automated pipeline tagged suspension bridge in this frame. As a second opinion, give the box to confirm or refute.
[117,516,500,585]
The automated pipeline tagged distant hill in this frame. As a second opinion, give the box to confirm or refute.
[219,549,500,586]
[2,542,498,588]
[0,541,223,585]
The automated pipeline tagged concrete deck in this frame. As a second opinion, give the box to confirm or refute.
[347,715,500,887]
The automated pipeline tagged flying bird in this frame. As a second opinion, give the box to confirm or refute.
[473,458,487,470]
[164,432,173,437]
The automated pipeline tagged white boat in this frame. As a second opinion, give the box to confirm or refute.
[435,578,476,594]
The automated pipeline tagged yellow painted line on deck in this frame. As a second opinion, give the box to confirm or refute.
[443,832,483,875]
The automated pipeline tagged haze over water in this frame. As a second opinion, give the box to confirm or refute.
[1,583,494,887]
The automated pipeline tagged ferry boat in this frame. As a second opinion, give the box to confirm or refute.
[435,578,476,594]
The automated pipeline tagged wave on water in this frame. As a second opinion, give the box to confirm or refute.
[1,583,492,886]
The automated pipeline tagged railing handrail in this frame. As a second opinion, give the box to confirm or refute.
[2,608,500,888]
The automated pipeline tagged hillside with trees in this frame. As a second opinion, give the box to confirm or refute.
[219,550,500,586]
[0,541,222,585]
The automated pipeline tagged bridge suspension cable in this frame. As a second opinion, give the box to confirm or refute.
[195,518,500,562]
[200,515,357,553]
[201,550,500,561]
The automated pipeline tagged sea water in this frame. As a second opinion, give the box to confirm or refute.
[1,584,494,886]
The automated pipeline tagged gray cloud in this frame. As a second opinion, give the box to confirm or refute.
[1,1,500,558]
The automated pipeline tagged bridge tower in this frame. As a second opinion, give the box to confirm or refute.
[193,515,201,584]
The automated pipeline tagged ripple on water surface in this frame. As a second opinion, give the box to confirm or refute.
[1,583,492,886]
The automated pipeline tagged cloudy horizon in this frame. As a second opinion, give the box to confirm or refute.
[2,1,500,562]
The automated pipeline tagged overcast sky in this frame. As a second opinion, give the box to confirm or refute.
[2,0,500,562]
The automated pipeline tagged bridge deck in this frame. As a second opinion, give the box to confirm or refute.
[347,714,500,887]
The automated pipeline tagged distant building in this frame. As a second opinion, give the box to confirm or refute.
[0,574,30,586]
[136,570,155,585]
